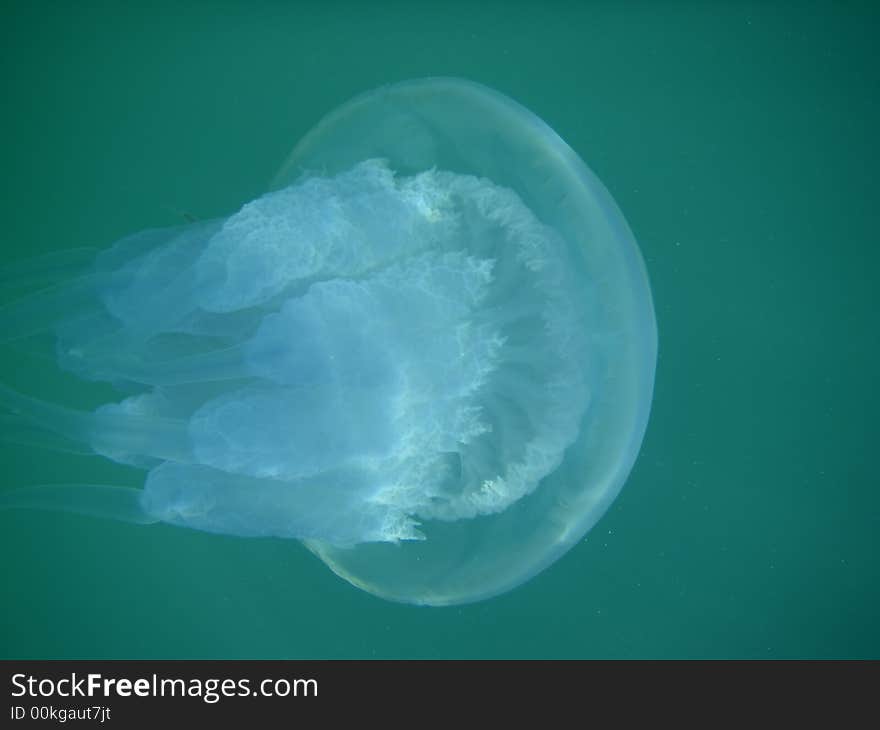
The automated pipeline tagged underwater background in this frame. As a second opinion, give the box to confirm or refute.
[0,0,876,658]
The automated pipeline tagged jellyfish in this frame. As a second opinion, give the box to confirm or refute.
[0,79,656,605]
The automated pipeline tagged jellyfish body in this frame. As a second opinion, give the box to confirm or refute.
[0,79,656,605]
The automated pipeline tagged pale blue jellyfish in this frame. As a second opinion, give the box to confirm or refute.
[0,79,656,604]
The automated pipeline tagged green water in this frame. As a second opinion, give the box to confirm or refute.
[1,1,876,659]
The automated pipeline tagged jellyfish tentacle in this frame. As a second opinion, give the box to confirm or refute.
[0,274,106,343]
[0,247,98,289]
[0,383,194,465]
[0,484,156,525]
[0,413,95,455]
[63,342,251,387]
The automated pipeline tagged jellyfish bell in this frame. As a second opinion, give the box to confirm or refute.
[0,78,656,605]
